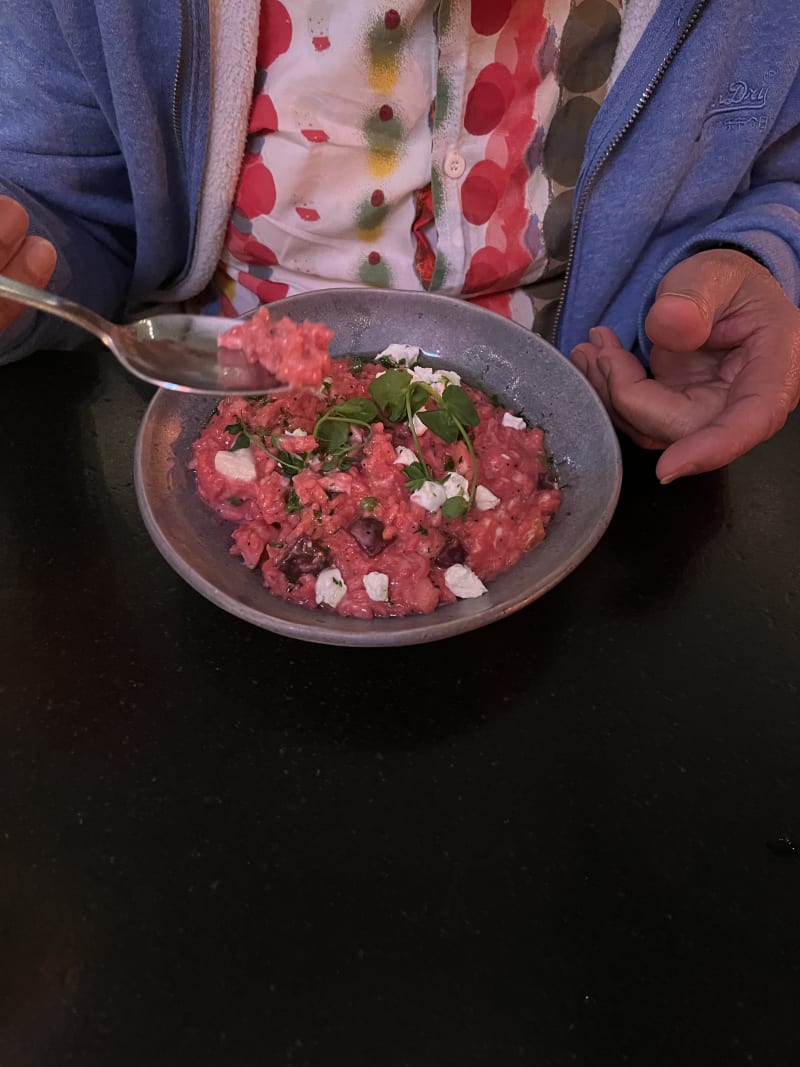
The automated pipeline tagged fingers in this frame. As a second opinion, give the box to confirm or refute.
[571,328,673,450]
[656,339,800,483]
[0,196,57,332]
[645,248,767,353]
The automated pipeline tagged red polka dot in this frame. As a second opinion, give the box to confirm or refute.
[460,160,505,225]
[463,247,508,295]
[468,292,513,319]
[379,105,394,122]
[301,128,330,143]
[384,9,401,30]
[470,0,512,36]
[370,190,385,207]
[226,224,279,266]
[296,206,320,222]
[257,0,292,68]
[464,64,514,136]
[368,252,381,265]
[234,157,277,217]
[240,271,289,304]
[250,94,278,136]
[312,35,331,51]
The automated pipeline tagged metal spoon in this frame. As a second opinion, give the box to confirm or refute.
[0,273,293,395]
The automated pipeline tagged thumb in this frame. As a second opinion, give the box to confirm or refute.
[644,249,750,352]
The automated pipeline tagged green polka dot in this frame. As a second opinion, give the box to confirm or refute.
[367,16,407,64]
[356,197,391,232]
[358,258,392,288]
[364,112,404,155]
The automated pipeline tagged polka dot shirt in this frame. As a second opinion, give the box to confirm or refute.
[216,0,626,334]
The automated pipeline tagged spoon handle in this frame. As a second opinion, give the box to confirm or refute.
[0,273,115,345]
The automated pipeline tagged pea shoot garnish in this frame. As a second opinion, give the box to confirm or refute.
[368,368,480,514]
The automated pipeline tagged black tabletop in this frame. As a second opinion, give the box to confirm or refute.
[1,346,798,1067]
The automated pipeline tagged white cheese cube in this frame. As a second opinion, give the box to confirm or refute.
[502,412,527,431]
[315,567,347,608]
[214,447,257,482]
[393,446,417,466]
[376,343,420,367]
[363,572,390,602]
[475,484,500,511]
[443,473,469,500]
[444,564,488,599]
[411,480,447,512]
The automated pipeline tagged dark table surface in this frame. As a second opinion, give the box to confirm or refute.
[1,346,799,1067]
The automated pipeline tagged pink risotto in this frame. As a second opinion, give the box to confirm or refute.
[218,307,333,389]
[191,336,561,619]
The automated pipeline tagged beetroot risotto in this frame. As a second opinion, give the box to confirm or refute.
[191,333,561,619]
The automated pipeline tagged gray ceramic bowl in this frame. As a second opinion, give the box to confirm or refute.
[134,288,622,646]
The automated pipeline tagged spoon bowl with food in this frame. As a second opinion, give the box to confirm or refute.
[0,274,332,395]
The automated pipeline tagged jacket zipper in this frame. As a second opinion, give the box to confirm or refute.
[551,0,711,347]
[171,0,189,166]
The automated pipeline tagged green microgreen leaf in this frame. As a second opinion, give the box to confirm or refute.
[441,496,468,520]
[441,384,479,427]
[403,462,430,492]
[312,397,378,471]
[368,368,413,422]
[416,408,459,444]
[360,497,378,512]
[285,490,303,515]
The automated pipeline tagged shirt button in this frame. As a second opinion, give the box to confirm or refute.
[443,149,466,179]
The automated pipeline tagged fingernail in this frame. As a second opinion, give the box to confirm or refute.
[589,328,603,347]
[21,237,56,278]
[659,464,699,485]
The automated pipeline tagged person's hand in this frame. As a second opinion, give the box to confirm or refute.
[569,249,800,483]
[0,195,57,333]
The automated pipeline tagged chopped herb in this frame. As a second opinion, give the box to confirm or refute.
[359,496,378,512]
[417,524,428,536]
[312,396,379,472]
[443,455,455,472]
[227,496,244,507]
[268,540,285,549]
[349,355,367,377]
[286,490,303,515]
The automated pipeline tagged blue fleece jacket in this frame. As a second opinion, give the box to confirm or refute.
[1,0,799,364]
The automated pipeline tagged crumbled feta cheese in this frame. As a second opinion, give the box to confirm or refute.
[214,447,257,482]
[443,473,469,500]
[363,572,390,602]
[286,428,308,437]
[394,445,417,466]
[377,343,420,367]
[502,412,527,431]
[411,413,428,436]
[444,564,488,599]
[410,365,462,394]
[411,480,447,512]
[475,484,500,511]
[315,567,347,608]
